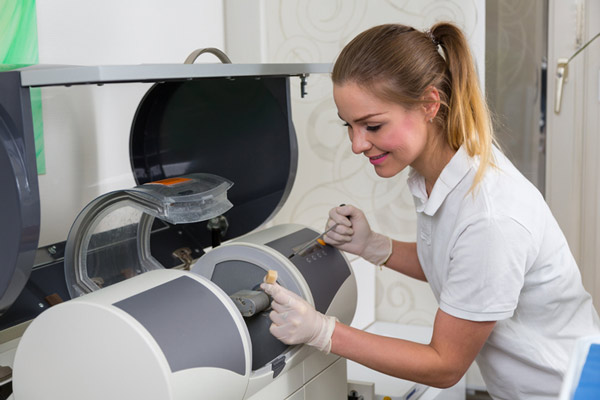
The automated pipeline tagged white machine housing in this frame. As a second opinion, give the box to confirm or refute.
[13,223,357,400]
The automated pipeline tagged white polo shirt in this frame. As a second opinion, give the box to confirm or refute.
[407,145,600,400]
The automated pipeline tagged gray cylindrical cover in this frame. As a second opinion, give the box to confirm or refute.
[114,275,247,374]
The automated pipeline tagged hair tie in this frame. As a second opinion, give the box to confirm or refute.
[425,30,440,47]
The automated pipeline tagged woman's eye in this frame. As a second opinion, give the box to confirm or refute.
[366,125,381,132]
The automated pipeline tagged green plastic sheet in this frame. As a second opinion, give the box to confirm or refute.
[0,0,45,174]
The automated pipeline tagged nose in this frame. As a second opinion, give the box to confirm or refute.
[350,129,371,155]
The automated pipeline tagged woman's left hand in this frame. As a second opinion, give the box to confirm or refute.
[260,282,337,353]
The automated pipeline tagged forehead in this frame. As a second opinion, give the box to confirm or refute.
[334,82,378,101]
[333,82,408,120]
[334,83,386,110]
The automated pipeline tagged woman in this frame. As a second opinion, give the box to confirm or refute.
[261,22,600,399]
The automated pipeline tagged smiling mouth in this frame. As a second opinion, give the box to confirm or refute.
[369,153,388,160]
[368,152,389,165]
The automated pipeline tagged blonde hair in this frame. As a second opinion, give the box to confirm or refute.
[332,22,495,189]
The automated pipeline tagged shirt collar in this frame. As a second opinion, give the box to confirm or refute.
[407,145,475,216]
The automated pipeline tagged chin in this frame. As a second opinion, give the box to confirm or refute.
[374,168,397,178]
[374,164,406,178]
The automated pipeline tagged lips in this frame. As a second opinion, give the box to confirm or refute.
[368,152,389,165]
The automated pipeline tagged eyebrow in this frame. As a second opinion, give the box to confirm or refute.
[337,112,386,124]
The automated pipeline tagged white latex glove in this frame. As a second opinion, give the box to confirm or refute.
[260,282,336,353]
[323,204,392,266]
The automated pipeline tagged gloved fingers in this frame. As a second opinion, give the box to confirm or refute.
[268,323,286,342]
[325,218,349,234]
[260,282,282,299]
[270,299,295,313]
[269,323,297,344]
[326,218,337,230]
[269,309,291,325]
[323,225,355,246]
[328,206,353,227]
[260,282,300,307]
[325,219,354,236]
[333,204,366,223]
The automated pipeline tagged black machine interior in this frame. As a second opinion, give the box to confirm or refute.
[130,77,298,248]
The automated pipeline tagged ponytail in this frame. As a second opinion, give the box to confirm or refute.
[431,22,496,189]
[332,22,496,190]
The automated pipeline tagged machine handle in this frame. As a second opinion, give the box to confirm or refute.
[184,47,232,64]
[554,58,569,114]
[554,31,600,114]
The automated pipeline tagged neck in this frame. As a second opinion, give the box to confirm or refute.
[412,133,456,196]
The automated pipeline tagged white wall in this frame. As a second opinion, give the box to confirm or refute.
[35,0,225,246]
[546,0,600,310]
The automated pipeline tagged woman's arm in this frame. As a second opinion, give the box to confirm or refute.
[331,308,495,388]
[384,240,427,281]
[261,283,495,388]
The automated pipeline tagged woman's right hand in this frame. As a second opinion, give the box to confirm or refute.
[323,204,392,266]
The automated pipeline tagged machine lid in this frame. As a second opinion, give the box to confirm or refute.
[129,70,305,246]
[17,63,332,87]
[1,62,329,315]
[64,173,233,298]
[16,61,330,254]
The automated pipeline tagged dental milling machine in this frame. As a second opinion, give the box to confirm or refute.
[0,55,357,400]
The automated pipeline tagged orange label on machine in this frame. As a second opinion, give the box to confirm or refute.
[146,177,192,186]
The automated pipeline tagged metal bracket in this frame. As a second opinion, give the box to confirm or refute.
[299,74,309,98]
[172,247,194,270]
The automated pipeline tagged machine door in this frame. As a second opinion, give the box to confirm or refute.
[0,71,40,314]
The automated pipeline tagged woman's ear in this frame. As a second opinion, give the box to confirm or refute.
[422,86,441,122]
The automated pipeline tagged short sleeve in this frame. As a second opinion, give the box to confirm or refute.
[439,214,533,322]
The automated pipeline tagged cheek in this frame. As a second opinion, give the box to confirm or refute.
[378,134,404,150]
[383,120,421,150]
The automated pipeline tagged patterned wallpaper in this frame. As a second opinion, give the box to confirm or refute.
[255,0,484,325]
